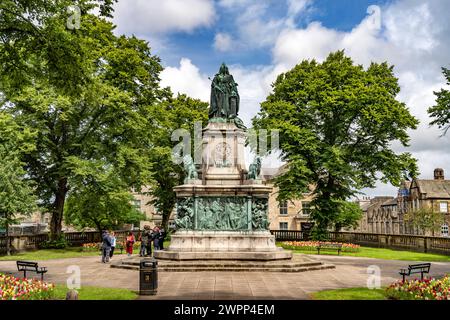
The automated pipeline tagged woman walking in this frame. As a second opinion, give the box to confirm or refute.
[125,232,135,256]
[109,231,116,259]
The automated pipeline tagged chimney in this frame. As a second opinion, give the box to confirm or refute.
[434,168,445,180]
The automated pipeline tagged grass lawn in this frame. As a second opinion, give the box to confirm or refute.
[53,284,138,300]
[310,287,387,300]
[278,243,450,262]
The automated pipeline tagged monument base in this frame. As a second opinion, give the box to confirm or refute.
[153,230,291,261]
[165,230,278,252]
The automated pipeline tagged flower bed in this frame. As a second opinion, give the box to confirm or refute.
[281,241,360,252]
[386,276,450,300]
[0,273,55,300]
[82,243,101,252]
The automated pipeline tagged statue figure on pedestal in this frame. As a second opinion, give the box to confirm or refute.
[183,155,198,183]
[248,157,262,180]
[209,63,240,119]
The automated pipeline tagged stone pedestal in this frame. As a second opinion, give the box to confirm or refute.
[154,120,288,262]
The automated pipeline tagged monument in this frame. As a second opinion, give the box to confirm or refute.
[154,63,289,260]
[113,64,333,272]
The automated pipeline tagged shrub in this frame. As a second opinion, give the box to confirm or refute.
[281,241,360,252]
[0,273,55,300]
[39,236,68,249]
[386,276,450,300]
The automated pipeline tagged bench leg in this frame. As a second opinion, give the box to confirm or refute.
[23,270,26,279]
[402,274,405,282]
[41,273,44,281]
[421,272,424,280]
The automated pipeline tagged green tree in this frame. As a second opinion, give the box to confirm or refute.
[253,51,419,239]
[147,94,208,230]
[404,207,444,236]
[333,200,363,232]
[0,113,37,255]
[428,68,450,135]
[64,168,145,234]
[1,4,164,239]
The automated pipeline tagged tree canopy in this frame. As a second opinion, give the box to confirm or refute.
[0,1,165,238]
[146,94,208,230]
[253,51,419,239]
[428,68,450,135]
[0,112,37,254]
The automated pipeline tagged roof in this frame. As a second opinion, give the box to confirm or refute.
[414,179,450,199]
[381,197,398,207]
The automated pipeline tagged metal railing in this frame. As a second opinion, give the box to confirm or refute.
[270,230,450,255]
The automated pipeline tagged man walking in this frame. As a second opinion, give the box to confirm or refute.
[101,230,112,263]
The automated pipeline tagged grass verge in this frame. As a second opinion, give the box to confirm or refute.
[310,287,387,300]
[53,284,138,300]
[278,243,450,262]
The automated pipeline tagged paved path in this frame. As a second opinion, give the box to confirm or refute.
[1,254,449,300]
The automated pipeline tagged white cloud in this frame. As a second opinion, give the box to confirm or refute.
[215,0,312,52]
[113,0,215,35]
[214,33,234,52]
[160,58,210,102]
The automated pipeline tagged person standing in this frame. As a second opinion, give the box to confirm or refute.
[152,226,160,251]
[125,232,135,257]
[109,231,116,259]
[159,227,165,250]
[138,231,144,257]
[145,227,153,257]
[101,230,112,263]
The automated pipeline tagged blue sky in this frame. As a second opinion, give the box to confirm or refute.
[112,0,450,197]
[146,0,393,74]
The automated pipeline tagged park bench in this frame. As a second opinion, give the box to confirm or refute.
[16,261,48,281]
[316,243,342,255]
[399,263,431,282]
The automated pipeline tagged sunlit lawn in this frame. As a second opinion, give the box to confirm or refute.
[278,243,450,262]
[310,288,387,300]
[53,284,138,300]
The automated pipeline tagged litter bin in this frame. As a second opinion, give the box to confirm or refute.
[139,258,158,295]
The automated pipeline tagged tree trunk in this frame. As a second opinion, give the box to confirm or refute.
[161,208,172,231]
[5,219,10,256]
[50,178,68,240]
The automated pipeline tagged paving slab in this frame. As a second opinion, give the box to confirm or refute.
[1,254,449,300]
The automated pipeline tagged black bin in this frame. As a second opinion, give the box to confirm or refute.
[139,258,158,295]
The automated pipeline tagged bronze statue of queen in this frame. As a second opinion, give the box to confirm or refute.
[209,63,240,119]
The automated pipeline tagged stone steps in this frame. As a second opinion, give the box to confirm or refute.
[111,256,335,273]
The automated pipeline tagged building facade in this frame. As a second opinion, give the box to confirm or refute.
[357,168,450,237]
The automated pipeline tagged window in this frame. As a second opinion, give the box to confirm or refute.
[440,202,448,213]
[301,202,311,215]
[279,222,288,230]
[441,224,449,237]
[279,201,288,215]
